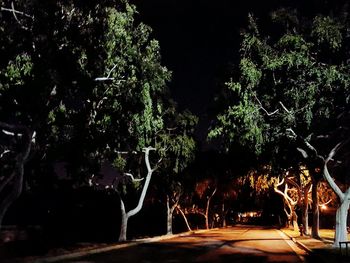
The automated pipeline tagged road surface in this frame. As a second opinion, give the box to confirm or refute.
[61,226,308,262]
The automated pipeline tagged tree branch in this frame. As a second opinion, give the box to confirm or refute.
[323,142,345,201]
[1,2,33,30]
[124,172,144,182]
[0,149,10,159]
[254,95,279,116]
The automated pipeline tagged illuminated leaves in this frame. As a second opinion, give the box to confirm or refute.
[312,16,343,51]
[210,10,350,158]
[1,53,33,90]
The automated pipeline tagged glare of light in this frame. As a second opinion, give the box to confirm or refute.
[321,204,327,210]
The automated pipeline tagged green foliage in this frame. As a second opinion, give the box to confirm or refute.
[113,155,127,171]
[2,54,33,87]
[312,16,343,51]
[158,109,198,174]
[0,0,172,184]
[209,10,350,164]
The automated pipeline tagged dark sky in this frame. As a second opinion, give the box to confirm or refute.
[131,0,344,141]
[132,0,308,113]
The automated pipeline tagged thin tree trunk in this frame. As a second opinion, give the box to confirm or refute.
[292,210,299,232]
[302,183,311,235]
[205,188,217,229]
[176,206,192,231]
[118,198,128,242]
[166,195,176,235]
[311,178,320,239]
[222,201,227,227]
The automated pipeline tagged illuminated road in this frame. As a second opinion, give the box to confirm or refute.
[63,226,308,262]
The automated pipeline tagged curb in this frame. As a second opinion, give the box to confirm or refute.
[30,229,211,263]
[291,237,312,253]
[279,230,312,253]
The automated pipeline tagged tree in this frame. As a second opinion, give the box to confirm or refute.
[86,2,171,241]
[274,176,300,231]
[323,140,350,246]
[209,10,350,239]
[0,0,172,240]
[117,147,161,241]
[156,109,197,235]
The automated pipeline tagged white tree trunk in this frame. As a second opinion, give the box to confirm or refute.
[166,196,176,235]
[334,199,350,246]
[292,211,299,232]
[118,146,157,242]
[323,142,350,247]
[274,179,298,232]
[205,188,217,229]
[176,206,192,231]
[118,199,128,242]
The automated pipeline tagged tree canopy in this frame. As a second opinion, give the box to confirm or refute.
[209,10,350,166]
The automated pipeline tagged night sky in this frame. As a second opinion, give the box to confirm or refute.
[130,0,337,141]
[133,0,266,115]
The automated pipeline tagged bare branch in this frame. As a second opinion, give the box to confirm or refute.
[275,177,285,187]
[319,199,332,207]
[94,64,125,82]
[1,2,33,30]
[286,128,297,138]
[1,3,34,19]
[0,149,10,159]
[324,142,345,201]
[254,95,279,116]
[115,150,138,155]
[279,101,291,114]
[124,172,144,182]
[296,147,308,159]
[2,129,21,137]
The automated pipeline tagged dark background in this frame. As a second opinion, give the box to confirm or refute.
[130,0,344,141]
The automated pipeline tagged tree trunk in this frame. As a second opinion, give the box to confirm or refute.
[118,146,156,242]
[176,206,192,231]
[301,200,309,235]
[205,188,217,229]
[302,183,311,235]
[292,210,299,232]
[166,196,175,235]
[334,199,350,247]
[311,178,320,239]
[222,201,227,227]
[118,199,128,242]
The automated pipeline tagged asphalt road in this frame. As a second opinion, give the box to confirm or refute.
[62,226,308,263]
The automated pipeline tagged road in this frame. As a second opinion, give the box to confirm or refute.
[61,226,308,262]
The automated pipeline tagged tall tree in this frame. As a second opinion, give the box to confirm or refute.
[0,0,171,239]
[209,10,350,239]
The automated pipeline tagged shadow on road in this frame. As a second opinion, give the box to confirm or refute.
[73,240,301,263]
[303,248,350,263]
